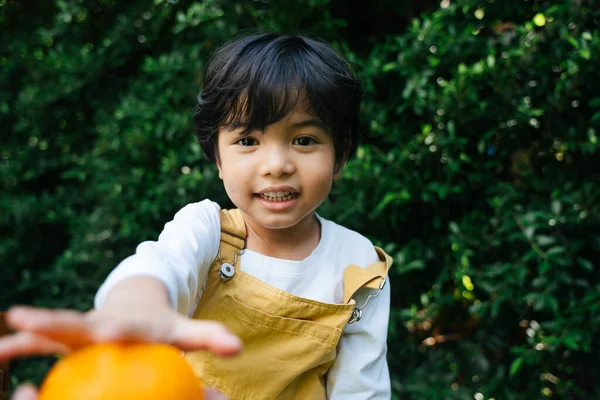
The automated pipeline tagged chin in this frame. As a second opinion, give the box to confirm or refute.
[242,207,309,230]
[257,214,303,230]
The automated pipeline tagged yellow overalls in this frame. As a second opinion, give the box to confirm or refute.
[186,209,392,399]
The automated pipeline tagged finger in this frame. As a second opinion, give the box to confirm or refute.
[7,306,94,347]
[170,318,242,356]
[7,307,155,349]
[204,387,228,400]
[0,332,70,361]
[83,308,178,344]
[11,384,38,400]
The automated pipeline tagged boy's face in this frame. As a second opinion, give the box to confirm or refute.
[216,107,341,231]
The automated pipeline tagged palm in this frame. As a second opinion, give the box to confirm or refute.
[0,306,240,361]
[3,306,240,400]
[11,384,229,400]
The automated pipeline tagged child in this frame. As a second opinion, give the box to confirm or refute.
[1,32,392,399]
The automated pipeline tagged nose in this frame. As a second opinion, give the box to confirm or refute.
[258,145,296,177]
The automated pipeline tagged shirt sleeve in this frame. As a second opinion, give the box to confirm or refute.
[93,199,221,316]
[326,275,392,399]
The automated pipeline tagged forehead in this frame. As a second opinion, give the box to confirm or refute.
[278,105,325,127]
[220,109,327,136]
[222,90,327,131]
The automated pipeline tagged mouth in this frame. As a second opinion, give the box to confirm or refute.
[254,190,300,202]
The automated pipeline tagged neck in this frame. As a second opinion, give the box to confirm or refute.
[243,212,321,261]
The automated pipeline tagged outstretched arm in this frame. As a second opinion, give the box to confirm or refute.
[0,276,242,361]
[1,200,241,397]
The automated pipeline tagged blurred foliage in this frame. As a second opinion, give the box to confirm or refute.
[1,0,599,398]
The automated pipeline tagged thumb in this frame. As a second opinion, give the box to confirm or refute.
[12,384,38,400]
[170,317,242,356]
[204,387,229,400]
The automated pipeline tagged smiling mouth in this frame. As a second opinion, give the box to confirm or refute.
[255,191,300,202]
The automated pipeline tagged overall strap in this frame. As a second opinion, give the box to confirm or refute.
[343,247,392,304]
[215,209,247,280]
[219,209,246,252]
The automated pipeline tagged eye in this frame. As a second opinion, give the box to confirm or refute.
[293,136,317,146]
[235,136,257,147]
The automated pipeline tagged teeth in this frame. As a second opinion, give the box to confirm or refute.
[259,191,297,202]
[263,191,290,197]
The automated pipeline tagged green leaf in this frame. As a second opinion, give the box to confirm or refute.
[580,48,591,59]
[577,257,594,272]
[449,221,460,234]
[546,246,566,257]
[536,235,556,247]
[372,190,411,216]
[510,357,523,376]
[563,336,580,350]
[397,259,426,274]
[590,97,600,108]
[382,62,397,72]
[544,295,559,314]
[551,200,561,214]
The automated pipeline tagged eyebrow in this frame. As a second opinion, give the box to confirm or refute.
[225,117,328,135]
[290,118,327,130]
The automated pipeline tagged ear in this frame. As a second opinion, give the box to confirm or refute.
[215,155,224,180]
[333,141,350,179]
[333,162,345,179]
[213,143,223,180]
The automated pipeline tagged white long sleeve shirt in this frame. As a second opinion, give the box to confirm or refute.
[95,199,391,399]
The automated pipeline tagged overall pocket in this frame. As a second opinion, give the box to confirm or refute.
[203,295,342,400]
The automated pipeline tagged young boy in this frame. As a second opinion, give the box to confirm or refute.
[1,33,392,399]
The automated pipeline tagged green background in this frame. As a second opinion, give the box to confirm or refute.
[2,0,599,398]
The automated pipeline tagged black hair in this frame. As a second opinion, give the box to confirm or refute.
[192,32,363,167]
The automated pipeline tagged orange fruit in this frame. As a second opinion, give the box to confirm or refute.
[38,343,204,400]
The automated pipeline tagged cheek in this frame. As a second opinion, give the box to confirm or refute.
[219,159,250,195]
[305,163,335,193]
[220,170,240,200]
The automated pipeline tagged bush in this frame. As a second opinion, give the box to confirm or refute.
[1,0,599,398]
[331,1,600,398]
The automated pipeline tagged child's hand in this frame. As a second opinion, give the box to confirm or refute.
[0,277,242,360]
[0,277,239,398]
[0,304,241,361]
[11,384,38,400]
[10,383,230,400]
